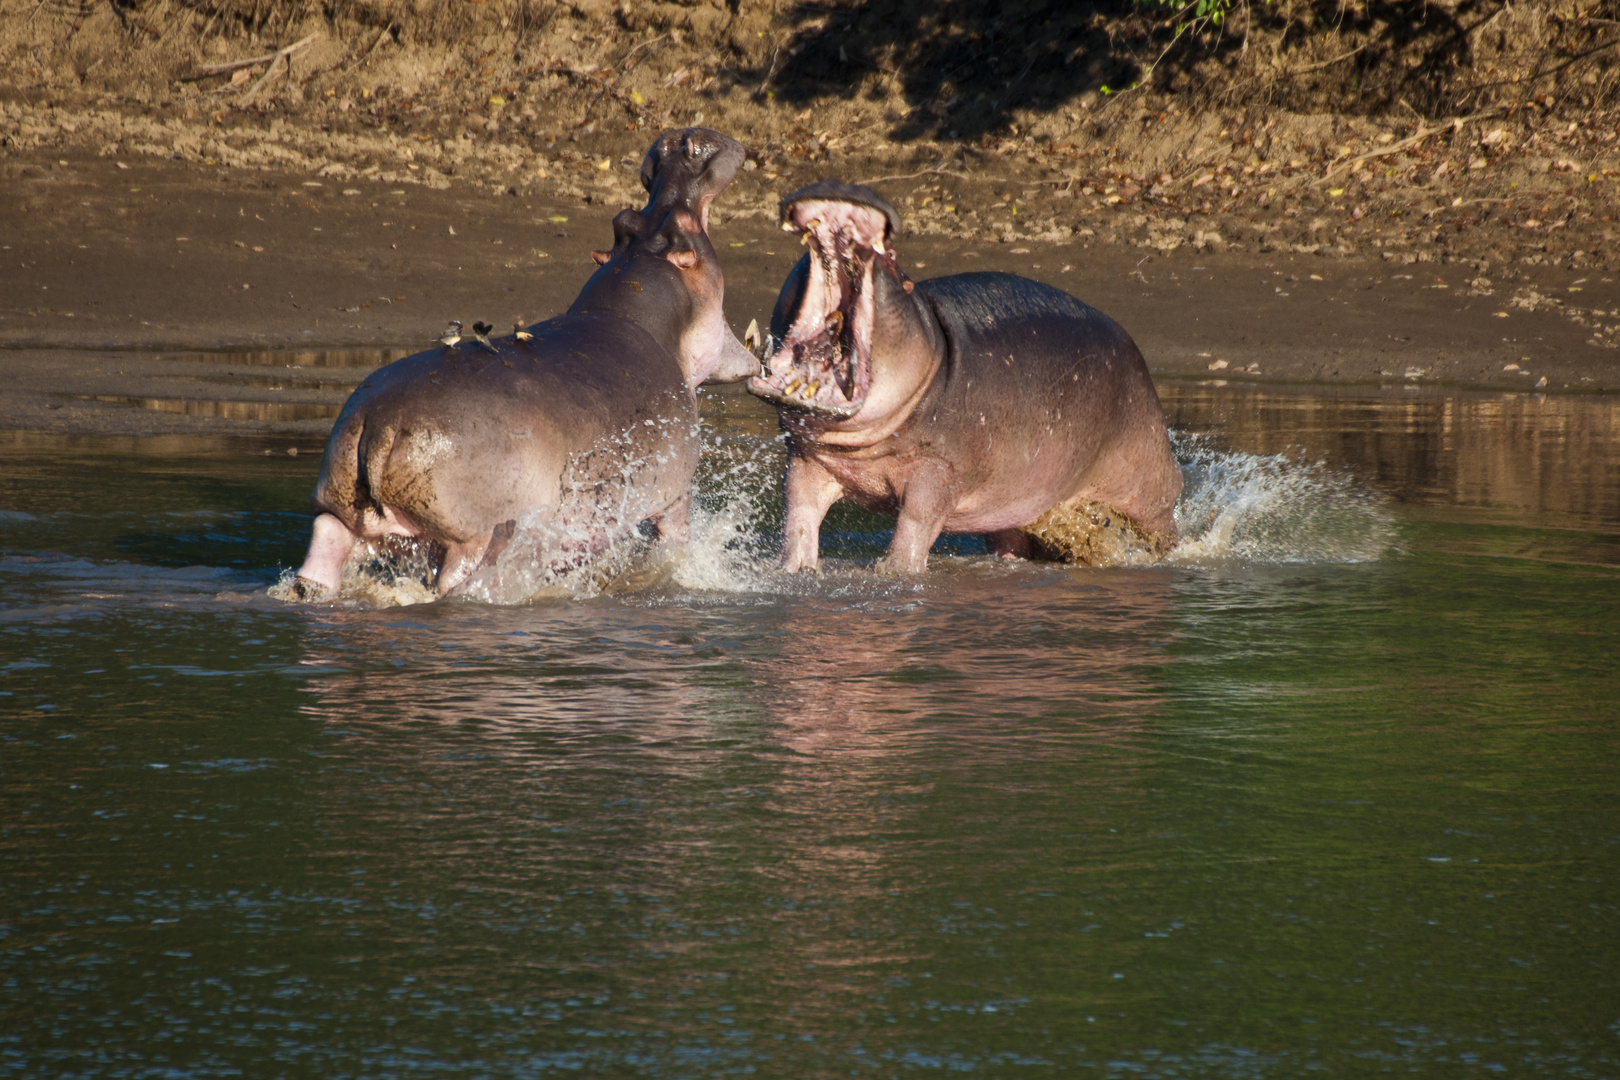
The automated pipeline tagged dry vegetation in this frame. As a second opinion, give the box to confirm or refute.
[3,0,1620,313]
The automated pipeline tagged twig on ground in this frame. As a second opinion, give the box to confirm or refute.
[858,166,974,185]
[1317,108,1502,185]
[237,32,319,108]
[1424,197,1511,219]
[185,52,278,80]
[613,31,670,81]
[351,24,394,71]
[1290,42,1367,75]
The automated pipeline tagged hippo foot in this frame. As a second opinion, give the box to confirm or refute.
[1018,502,1172,566]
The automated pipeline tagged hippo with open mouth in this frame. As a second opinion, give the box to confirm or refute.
[747,179,1183,573]
[289,128,759,600]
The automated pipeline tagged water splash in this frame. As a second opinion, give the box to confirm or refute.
[288,427,1394,606]
[270,538,438,607]
[1168,433,1396,565]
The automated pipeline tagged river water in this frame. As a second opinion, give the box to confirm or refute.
[3,376,1617,1077]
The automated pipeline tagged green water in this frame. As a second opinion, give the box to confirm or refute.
[2,384,1617,1077]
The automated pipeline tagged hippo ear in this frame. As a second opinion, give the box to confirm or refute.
[611,208,648,246]
[660,214,702,268]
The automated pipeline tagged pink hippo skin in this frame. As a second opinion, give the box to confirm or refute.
[291,128,760,599]
[747,179,1183,573]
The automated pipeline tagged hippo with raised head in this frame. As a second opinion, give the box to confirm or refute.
[290,128,759,599]
[746,179,1183,573]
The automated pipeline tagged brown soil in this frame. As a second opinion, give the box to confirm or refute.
[2,0,1618,436]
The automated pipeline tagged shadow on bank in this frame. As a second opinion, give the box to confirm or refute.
[756,0,1572,142]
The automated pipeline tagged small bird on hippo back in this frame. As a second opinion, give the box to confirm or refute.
[747,178,1183,574]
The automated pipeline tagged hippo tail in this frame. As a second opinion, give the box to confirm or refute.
[358,420,401,518]
[310,409,399,527]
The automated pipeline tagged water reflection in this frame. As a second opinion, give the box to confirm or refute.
[278,565,1185,1061]
[162,348,404,368]
[183,372,370,393]
[1161,381,1620,527]
[752,567,1173,754]
[3,379,1618,1076]
[81,394,344,422]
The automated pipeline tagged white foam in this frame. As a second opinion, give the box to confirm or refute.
[1167,433,1397,565]
[293,429,1394,606]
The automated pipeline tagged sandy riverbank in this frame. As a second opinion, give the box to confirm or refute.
[3,145,1616,438]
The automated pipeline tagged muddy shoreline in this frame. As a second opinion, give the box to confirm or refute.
[2,150,1616,439]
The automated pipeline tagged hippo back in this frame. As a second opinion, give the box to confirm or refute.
[911,271,1170,518]
[918,273,1141,365]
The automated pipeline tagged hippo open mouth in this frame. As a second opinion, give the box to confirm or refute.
[747,192,895,420]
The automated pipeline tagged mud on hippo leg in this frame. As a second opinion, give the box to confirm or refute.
[436,538,494,596]
[293,512,359,599]
[647,490,692,546]
[782,456,845,572]
[877,461,958,575]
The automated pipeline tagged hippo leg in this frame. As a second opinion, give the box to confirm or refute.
[875,460,958,575]
[782,457,845,571]
[293,512,358,599]
[647,490,692,545]
[295,505,431,599]
[476,520,520,570]
[986,529,1034,560]
[437,539,494,597]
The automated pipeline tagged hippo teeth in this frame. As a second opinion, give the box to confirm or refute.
[750,197,884,418]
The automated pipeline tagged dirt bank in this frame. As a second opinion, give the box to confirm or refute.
[2,1,1619,436]
[2,148,1614,438]
[5,0,1620,267]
